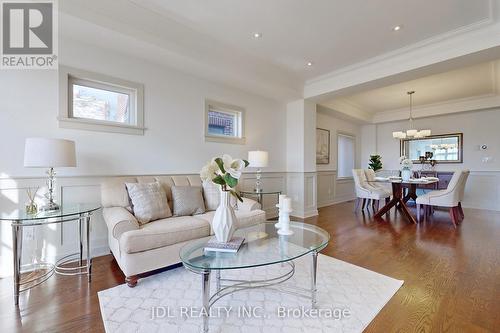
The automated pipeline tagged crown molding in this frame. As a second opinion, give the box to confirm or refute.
[318,100,372,123]
[372,93,500,123]
[304,18,500,100]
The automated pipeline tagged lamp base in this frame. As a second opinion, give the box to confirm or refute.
[40,201,60,212]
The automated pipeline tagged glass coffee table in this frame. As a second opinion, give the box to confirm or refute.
[180,221,330,332]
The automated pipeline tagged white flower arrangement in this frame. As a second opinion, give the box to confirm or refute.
[399,156,413,170]
[200,154,249,201]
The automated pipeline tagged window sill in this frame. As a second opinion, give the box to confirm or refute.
[205,135,246,145]
[58,117,145,135]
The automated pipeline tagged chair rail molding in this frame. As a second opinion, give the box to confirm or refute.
[0,172,287,277]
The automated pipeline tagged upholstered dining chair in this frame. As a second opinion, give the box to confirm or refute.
[415,170,466,227]
[352,169,391,212]
[364,169,391,209]
[457,169,470,220]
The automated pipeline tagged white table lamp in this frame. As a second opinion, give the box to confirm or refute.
[248,150,269,193]
[24,138,76,211]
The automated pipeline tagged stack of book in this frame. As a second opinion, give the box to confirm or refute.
[204,237,245,253]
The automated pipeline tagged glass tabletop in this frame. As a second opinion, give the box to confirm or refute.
[368,178,438,185]
[180,221,330,271]
[240,191,281,195]
[0,203,101,222]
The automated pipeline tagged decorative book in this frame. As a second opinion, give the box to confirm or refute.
[204,237,245,253]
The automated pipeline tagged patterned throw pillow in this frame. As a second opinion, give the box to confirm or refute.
[125,182,172,225]
[171,186,206,216]
[202,180,238,211]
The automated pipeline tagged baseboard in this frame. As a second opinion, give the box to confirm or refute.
[292,208,319,219]
[318,197,355,209]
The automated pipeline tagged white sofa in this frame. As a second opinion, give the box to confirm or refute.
[101,175,266,287]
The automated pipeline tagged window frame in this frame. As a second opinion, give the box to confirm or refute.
[336,132,356,180]
[58,66,145,135]
[204,99,246,144]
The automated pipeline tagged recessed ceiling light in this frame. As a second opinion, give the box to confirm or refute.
[253,32,262,38]
[393,25,402,31]
[307,61,313,67]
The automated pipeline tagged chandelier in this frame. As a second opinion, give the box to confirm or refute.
[392,91,431,139]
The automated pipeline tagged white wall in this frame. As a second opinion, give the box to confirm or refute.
[0,38,289,277]
[0,38,287,178]
[362,108,500,211]
[315,109,362,207]
[372,109,500,171]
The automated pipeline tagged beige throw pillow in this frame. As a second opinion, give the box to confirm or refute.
[202,180,220,211]
[171,186,206,216]
[125,182,172,225]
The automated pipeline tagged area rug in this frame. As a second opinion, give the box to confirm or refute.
[98,254,403,332]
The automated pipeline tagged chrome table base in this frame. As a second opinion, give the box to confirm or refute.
[11,212,93,305]
[188,250,319,333]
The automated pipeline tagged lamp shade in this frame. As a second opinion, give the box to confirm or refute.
[248,151,269,168]
[24,138,76,168]
[420,129,431,137]
[406,129,418,137]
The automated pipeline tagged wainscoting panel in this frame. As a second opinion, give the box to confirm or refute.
[317,171,356,208]
[0,172,286,278]
[240,172,286,218]
[304,173,318,217]
[317,171,336,207]
[285,172,318,218]
[462,171,500,211]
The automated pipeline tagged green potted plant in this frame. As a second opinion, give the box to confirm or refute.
[368,154,383,172]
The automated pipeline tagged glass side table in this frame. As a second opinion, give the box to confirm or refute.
[0,203,101,306]
[239,190,281,206]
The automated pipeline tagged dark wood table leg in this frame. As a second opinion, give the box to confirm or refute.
[374,182,417,224]
[374,182,401,218]
[403,184,418,203]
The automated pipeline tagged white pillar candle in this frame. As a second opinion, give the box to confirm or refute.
[278,194,286,208]
[282,197,292,211]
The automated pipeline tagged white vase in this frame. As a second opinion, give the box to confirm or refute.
[212,190,236,243]
[401,168,412,181]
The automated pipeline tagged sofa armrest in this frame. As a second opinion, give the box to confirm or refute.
[102,207,140,240]
[238,197,261,212]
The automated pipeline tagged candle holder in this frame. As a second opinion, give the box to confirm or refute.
[274,203,284,229]
[277,208,294,236]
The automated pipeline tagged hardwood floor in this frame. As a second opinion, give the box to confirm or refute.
[1,201,499,332]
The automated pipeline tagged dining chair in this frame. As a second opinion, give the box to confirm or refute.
[457,169,470,220]
[364,169,392,209]
[352,169,391,212]
[415,170,464,227]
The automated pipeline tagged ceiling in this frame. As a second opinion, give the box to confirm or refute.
[59,0,495,101]
[322,60,500,115]
[127,0,491,81]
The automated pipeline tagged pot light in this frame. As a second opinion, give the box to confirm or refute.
[393,25,402,31]
[253,32,262,38]
[307,61,313,66]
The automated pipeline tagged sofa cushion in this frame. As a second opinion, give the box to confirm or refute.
[202,180,220,211]
[195,209,266,235]
[125,182,172,224]
[171,185,206,216]
[120,216,210,254]
[101,177,137,210]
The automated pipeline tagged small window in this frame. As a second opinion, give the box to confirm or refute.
[205,100,245,144]
[337,133,355,179]
[59,66,144,135]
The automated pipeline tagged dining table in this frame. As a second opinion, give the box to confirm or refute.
[370,177,439,224]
